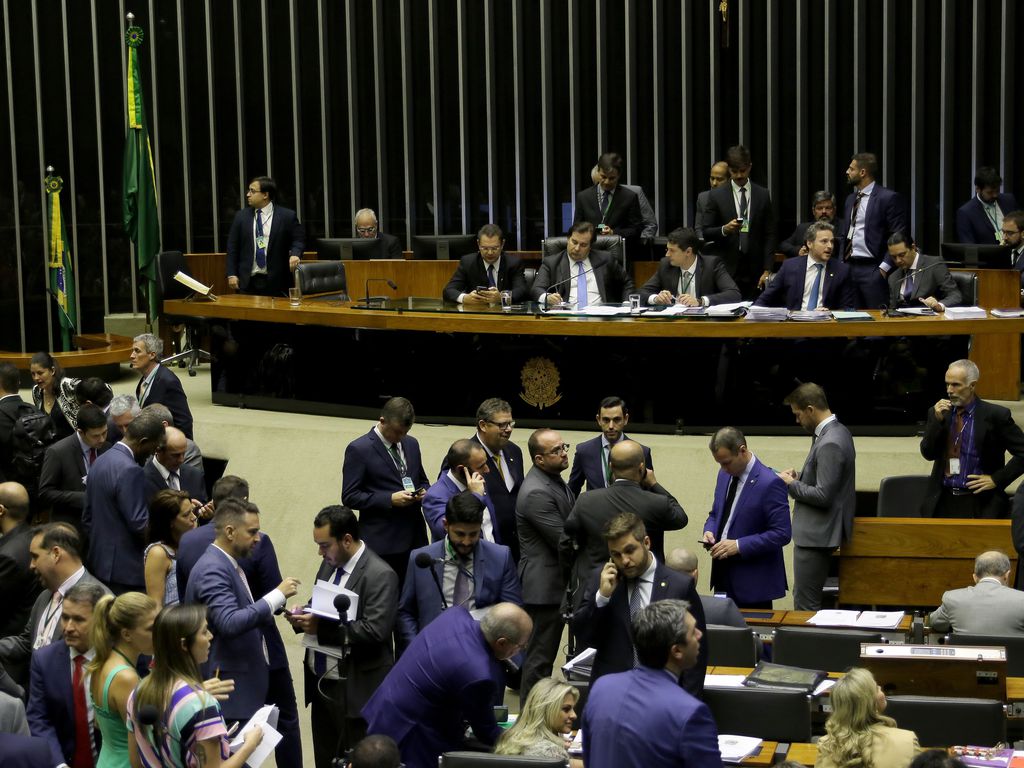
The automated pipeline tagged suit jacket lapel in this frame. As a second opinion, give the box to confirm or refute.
[370,430,403,481]
[592,253,607,301]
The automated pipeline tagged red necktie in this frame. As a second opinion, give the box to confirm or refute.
[72,654,94,768]
[88,448,97,467]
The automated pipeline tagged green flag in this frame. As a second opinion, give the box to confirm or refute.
[122,21,160,325]
[44,172,77,351]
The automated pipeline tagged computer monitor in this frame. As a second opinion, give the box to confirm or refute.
[940,242,1012,268]
[316,237,384,261]
[411,234,478,260]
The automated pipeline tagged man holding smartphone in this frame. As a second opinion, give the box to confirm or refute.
[442,224,528,305]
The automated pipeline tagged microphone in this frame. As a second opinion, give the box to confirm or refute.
[888,259,956,313]
[415,552,448,610]
[365,277,398,308]
[332,593,351,624]
[540,259,606,306]
[137,704,160,726]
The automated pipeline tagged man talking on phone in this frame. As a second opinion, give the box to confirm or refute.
[571,512,707,697]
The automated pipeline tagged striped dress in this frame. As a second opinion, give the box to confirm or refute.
[127,680,229,768]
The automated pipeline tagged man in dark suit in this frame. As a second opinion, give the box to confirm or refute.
[778,191,847,261]
[532,221,634,307]
[755,221,857,311]
[583,600,720,768]
[341,397,429,587]
[701,427,791,608]
[666,549,749,629]
[568,396,654,497]
[699,144,777,298]
[562,442,686,609]
[354,208,402,258]
[143,426,208,503]
[437,398,524,559]
[0,734,51,766]
[226,175,306,296]
[285,506,398,768]
[571,513,707,697]
[26,580,106,768]
[640,226,741,307]
[779,383,856,611]
[397,492,521,647]
[131,333,194,439]
[442,223,528,305]
[362,603,532,768]
[886,232,962,311]
[1001,211,1024,286]
[82,409,164,594]
[422,439,497,543]
[956,167,1020,245]
[920,360,1024,519]
[842,152,908,308]
[38,404,110,536]
[693,160,729,230]
[515,428,575,703]
[573,152,645,256]
[0,524,109,692]
[0,483,42,638]
[0,363,32,483]
[184,498,303,768]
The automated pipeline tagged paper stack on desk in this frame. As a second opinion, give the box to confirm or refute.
[944,306,988,319]
[745,306,788,322]
[807,609,904,629]
[718,735,763,763]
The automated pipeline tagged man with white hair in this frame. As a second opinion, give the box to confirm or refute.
[354,208,402,258]
[920,359,1024,518]
[130,333,194,439]
[929,551,1024,634]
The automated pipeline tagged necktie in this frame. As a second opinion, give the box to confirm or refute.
[168,471,180,491]
[738,186,748,218]
[602,445,612,486]
[487,264,496,288]
[493,452,506,485]
[389,443,406,476]
[903,269,915,301]
[807,263,824,310]
[679,271,694,297]
[72,655,95,768]
[948,408,965,477]
[88,447,97,467]
[255,209,267,269]
[139,378,150,406]
[717,475,741,541]
[453,559,472,607]
[738,187,749,253]
[599,188,611,217]
[844,193,864,261]
[628,578,644,667]
[576,261,588,308]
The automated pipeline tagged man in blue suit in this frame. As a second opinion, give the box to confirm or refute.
[0,734,51,767]
[568,396,654,497]
[363,603,532,768]
[422,439,496,543]
[26,580,106,768]
[572,513,707,697]
[701,427,791,608]
[342,397,429,587]
[82,409,164,593]
[226,175,306,297]
[184,498,303,768]
[398,492,521,647]
[956,167,1020,245]
[131,333,194,440]
[755,221,857,311]
[842,152,908,308]
[583,600,721,768]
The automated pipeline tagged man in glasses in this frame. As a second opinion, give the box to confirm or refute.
[354,208,402,258]
[442,223,528,305]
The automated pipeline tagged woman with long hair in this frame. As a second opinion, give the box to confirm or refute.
[144,489,197,606]
[816,667,920,768]
[29,350,78,438]
[87,592,160,767]
[495,677,582,766]
[128,604,262,768]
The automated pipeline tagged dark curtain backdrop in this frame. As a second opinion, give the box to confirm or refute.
[0,0,1018,351]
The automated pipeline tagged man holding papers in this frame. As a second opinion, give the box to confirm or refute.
[286,506,399,768]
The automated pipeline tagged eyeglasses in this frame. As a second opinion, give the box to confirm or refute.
[479,245,502,254]
[546,443,570,455]
[486,420,515,430]
[355,226,377,235]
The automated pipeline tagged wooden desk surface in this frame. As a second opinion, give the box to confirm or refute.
[0,333,134,369]
[781,611,914,632]
[741,740,779,766]
[785,743,818,766]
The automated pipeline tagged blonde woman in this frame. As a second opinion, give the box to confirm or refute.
[816,667,920,768]
[496,677,583,768]
[87,592,160,768]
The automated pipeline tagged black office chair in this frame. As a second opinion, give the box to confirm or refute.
[772,627,883,672]
[876,475,930,517]
[523,267,537,296]
[950,270,978,306]
[294,261,348,297]
[949,633,1024,676]
[703,687,812,742]
[541,235,624,270]
[440,753,566,768]
[883,696,1006,747]
[707,624,759,667]
[155,249,211,376]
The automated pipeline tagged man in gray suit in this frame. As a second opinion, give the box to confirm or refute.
[286,505,398,768]
[0,523,109,692]
[515,428,575,704]
[929,550,1024,635]
[886,231,961,311]
[778,383,856,611]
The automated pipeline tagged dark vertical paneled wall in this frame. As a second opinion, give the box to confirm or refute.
[0,0,1019,351]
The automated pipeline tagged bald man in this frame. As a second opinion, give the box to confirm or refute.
[144,426,208,506]
[929,550,1024,635]
[0,483,43,638]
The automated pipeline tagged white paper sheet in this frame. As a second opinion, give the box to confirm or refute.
[718,734,763,763]
[310,580,359,621]
[229,704,283,768]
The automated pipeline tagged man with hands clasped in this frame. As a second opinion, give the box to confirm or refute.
[639,227,741,308]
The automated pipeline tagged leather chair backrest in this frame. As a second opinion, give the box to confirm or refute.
[950,270,978,306]
[541,235,624,268]
[295,261,347,296]
[884,695,1006,747]
[876,475,930,517]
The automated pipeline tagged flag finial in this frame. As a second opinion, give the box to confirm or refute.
[126,12,135,22]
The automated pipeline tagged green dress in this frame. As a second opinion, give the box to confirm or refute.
[89,663,134,767]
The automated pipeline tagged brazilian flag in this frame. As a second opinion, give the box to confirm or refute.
[44,172,77,351]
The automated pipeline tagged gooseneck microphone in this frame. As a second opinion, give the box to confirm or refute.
[415,552,449,609]
[541,260,607,306]
[365,278,398,307]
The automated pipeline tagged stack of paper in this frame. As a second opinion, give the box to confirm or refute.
[745,306,788,321]
[309,580,359,621]
[230,705,283,768]
[561,647,596,678]
[718,735,763,764]
[832,310,874,322]
[944,306,987,319]
[789,310,832,322]
[806,609,904,630]
[991,308,1024,318]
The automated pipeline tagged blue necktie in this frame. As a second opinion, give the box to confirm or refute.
[807,263,824,310]
[487,264,496,288]
[255,209,267,269]
[576,261,588,308]
[903,269,915,301]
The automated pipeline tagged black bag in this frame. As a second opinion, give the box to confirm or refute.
[6,403,57,490]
